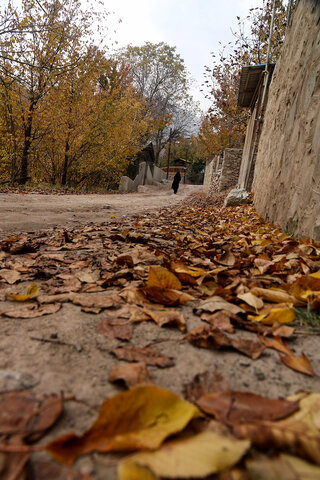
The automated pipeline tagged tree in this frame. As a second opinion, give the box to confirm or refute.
[0,0,105,184]
[198,0,290,156]
[118,42,197,164]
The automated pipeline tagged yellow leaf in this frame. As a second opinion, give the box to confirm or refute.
[282,453,320,478]
[249,306,295,325]
[47,385,202,465]
[119,431,250,480]
[147,266,182,290]
[7,283,38,302]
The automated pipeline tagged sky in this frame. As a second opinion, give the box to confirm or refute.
[102,0,260,112]
[0,0,260,111]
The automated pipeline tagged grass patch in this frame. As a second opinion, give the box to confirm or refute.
[294,307,320,329]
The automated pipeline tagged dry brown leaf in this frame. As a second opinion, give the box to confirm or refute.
[112,346,174,368]
[108,362,152,388]
[2,302,61,319]
[185,325,265,359]
[257,334,291,355]
[201,311,235,333]
[237,292,264,310]
[115,254,135,268]
[143,307,186,331]
[198,296,245,315]
[234,393,320,465]
[216,248,236,266]
[47,385,201,465]
[250,287,294,304]
[197,391,299,425]
[0,390,62,439]
[97,318,132,341]
[280,352,315,376]
[143,286,194,306]
[0,269,21,284]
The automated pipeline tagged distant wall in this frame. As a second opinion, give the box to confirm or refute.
[203,149,242,194]
[253,0,320,239]
[218,149,243,192]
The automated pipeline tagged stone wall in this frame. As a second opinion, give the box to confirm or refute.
[218,149,243,192]
[203,149,242,194]
[253,0,320,239]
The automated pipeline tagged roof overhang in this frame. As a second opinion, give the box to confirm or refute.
[237,63,276,108]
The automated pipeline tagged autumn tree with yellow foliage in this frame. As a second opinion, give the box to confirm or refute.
[0,0,154,188]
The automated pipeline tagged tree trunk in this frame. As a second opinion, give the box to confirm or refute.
[61,135,70,186]
[20,100,35,185]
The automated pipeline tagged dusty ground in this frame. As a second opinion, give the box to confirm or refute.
[0,184,200,235]
[0,187,319,478]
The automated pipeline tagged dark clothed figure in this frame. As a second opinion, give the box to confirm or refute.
[171,171,181,194]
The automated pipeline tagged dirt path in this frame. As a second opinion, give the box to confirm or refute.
[0,189,319,478]
[0,184,201,235]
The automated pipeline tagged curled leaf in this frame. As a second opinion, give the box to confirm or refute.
[7,283,38,302]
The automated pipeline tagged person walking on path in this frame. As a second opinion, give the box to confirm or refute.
[171,171,181,194]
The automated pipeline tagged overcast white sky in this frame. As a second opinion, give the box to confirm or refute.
[103,0,260,111]
[0,0,261,111]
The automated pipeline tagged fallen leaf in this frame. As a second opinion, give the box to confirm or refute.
[108,362,152,388]
[201,311,235,333]
[76,269,100,283]
[198,296,245,315]
[237,292,264,310]
[197,391,299,425]
[185,325,265,359]
[0,269,21,284]
[250,287,294,304]
[280,352,314,376]
[282,453,320,478]
[143,307,186,331]
[47,385,201,465]
[257,334,291,355]
[115,254,135,268]
[272,323,295,337]
[249,306,295,325]
[112,346,174,368]
[6,283,38,302]
[183,370,229,402]
[234,393,320,465]
[0,391,62,439]
[97,318,133,341]
[119,431,250,480]
[143,287,194,306]
[2,302,61,319]
[147,266,182,290]
[216,248,236,266]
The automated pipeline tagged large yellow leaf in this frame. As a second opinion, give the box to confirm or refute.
[249,306,295,325]
[47,385,201,465]
[119,431,250,480]
[6,283,38,302]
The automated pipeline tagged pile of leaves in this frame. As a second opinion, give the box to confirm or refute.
[0,198,320,477]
